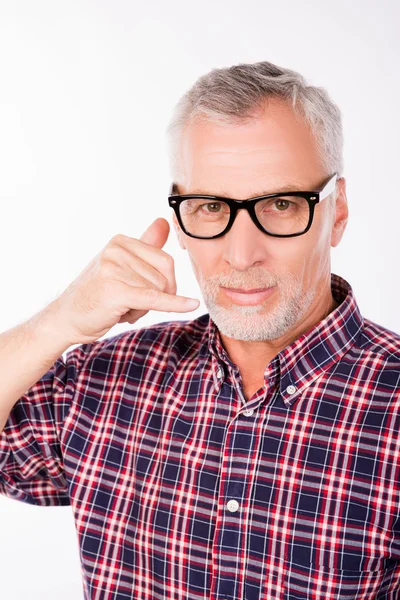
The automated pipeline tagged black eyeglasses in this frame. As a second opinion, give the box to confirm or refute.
[168,173,338,239]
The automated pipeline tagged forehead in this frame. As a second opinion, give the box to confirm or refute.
[179,97,325,197]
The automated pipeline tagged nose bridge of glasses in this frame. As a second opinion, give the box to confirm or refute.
[230,197,263,216]
[228,199,264,233]
[228,198,253,223]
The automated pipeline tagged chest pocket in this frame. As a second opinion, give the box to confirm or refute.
[283,553,396,600]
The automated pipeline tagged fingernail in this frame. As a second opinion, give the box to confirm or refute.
[185,298,200,308]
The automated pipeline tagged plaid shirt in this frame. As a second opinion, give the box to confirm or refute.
[1,273,400,600]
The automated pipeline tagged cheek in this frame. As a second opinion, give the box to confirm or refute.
[294,231,331,283]
[268,232,329,280]
[185,243,220,279]
[186,242,210,279]
[268,239,313,269]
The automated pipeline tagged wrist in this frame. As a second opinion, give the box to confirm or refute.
[27,300,74,355]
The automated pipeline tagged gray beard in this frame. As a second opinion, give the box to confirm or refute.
[197,269,316,342]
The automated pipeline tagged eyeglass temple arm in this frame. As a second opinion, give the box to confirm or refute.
[320,173,338,200]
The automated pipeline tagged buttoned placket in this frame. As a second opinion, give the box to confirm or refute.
[209,358,280,600]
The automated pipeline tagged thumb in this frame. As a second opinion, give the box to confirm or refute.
[140,218,170,249]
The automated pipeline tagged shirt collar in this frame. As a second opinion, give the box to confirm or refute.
[204,274,364,406]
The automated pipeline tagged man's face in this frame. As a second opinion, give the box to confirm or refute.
[172,97,348,342]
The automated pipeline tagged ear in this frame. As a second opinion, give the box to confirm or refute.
[172,212,187,250]
[331,176,349,248]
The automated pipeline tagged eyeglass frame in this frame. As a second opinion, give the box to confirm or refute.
[168,172,338,239]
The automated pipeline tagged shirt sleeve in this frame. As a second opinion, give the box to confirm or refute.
[0,342,91,507]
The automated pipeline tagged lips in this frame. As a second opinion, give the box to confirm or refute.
[225,287,268,294]
[221,286,275,305]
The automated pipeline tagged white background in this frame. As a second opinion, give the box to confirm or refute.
[0,0,399,598]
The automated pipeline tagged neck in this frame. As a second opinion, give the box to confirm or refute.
[218,280,339,374]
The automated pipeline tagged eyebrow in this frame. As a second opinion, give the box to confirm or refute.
[173,182,308,197]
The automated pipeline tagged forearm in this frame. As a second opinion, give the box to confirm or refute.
[0,302,72,434]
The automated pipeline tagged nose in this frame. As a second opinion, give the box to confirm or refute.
[222,208,269,271]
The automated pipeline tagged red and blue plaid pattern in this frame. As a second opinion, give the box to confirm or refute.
[1,274,400,599]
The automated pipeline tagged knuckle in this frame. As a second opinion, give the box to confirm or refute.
[162,253,174,271]
[144,287,159,301]
[157,273,168,291]
[102,246,118,261]
[110,233,126,246]
[99,259,115,278]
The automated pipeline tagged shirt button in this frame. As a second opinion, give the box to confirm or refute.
[243,409,254,417]
[286,385,297,395]
[217,366,224,379]
[226,499,239,513]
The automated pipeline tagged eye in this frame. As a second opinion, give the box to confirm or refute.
[203,202,222,212]
[275,199,291,211]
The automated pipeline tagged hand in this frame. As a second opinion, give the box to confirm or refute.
[50,218,200,345]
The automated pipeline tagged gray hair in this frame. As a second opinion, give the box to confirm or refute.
[165,60,344,195]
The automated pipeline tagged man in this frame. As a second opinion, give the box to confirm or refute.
[1,60,400,600]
